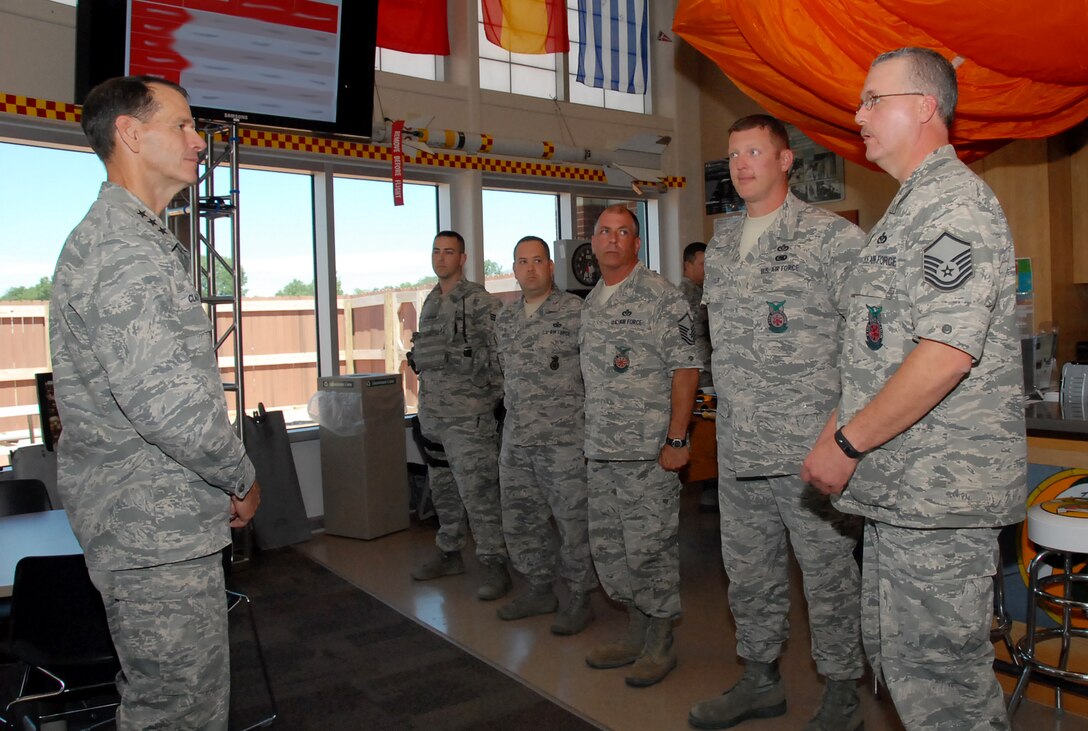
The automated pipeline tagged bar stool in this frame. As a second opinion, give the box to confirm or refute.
[1008,498,1088,717]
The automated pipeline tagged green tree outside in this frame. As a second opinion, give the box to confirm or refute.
[1,276,51,301]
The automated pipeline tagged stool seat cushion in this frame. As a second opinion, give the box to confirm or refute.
[1028,498,1088,553]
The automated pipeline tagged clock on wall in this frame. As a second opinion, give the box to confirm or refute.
[571,242,600,287]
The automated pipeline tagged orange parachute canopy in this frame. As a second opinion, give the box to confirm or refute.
[673,0,1088,167]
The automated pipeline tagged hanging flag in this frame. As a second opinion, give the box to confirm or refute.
[377,0,450,55]
[577,0,649,94]
[481,0,569,55]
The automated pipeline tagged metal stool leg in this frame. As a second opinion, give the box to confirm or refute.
[228,589,277,729]
[1009,549,1050,717]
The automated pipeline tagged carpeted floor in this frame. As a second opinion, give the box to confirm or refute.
[227,546,599,731]
[1,548,597,730]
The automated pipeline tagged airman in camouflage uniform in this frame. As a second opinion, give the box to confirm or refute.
[802,48,1026,731]
[49,76,260,731]
[410,230,511,600]
[690,115,866,731]
[493,236,595,635]
[679,242,713,389]
[580,206,701,688]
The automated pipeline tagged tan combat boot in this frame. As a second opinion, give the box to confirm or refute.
[625,616,677,687]
[585,605,648,668]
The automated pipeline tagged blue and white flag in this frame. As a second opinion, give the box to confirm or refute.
[576,0,649,95]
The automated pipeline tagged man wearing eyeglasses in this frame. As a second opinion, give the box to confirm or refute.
[580,205,701,687]
[688,115,866,731]
[802,48,1026,730]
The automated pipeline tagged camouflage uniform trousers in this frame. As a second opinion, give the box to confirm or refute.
[89,551,228,731]
[587,459,681,619]
[499,441,595,591]
[862,520,1008,731]
[719,474,865,680]
[419,410,507,561]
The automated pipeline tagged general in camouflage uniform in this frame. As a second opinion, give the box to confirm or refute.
[802,49,1026,731]
[690,116,866,731]
[493,236,595,635]
[410,230,511,600]
[581,206,701,688]
[49,77,259,731]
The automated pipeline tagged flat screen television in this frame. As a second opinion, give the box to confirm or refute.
[76,0,378,139]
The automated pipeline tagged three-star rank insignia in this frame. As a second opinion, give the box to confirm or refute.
[865,305,884,350]
[613,346,631,373]
[766,301,788,333]
[923,233,973,291]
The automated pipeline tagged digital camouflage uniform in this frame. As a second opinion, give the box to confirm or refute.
[833,146,1026,731]
[49,182,256,730]
[579,262,700,619]
[704,191,866,681]
[412,278,507,562]
[679,276,713,388]
[494,288,593,591]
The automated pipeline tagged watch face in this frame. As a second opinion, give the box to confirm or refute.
[572,243,600,287]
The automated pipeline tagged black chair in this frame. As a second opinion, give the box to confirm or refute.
[0,479,54,663]
[2,554,120,729]
[0,478,52,517]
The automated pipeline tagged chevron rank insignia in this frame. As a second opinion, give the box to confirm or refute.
[678,312,694,345]
[923,233,973,291]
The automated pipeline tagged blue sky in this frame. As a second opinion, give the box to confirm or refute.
[0,141,558,297]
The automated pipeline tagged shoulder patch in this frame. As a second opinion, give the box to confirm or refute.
[678,312,694,345]
[923,233,973,291]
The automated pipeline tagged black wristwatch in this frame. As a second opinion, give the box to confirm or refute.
[833,427,863,459]
[665,436,689,449]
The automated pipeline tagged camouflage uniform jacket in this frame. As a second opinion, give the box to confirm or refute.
[833,146,1027,529]
[705,192,865,476]
[413,278,503,418]
[495,287,584,447]
[580,262,700,461]
[680,276,713,385]
[49,182,256,572]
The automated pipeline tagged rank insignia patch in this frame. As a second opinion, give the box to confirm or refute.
[766,301,788,333]
[678,313,695,345]
[924,233,973,291]
[613,347,631,373]
[865,305,884,350]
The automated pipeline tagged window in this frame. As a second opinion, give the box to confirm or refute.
[0,142,103,467]
[476,1,651,112]
[565,1,651,113]
[481,189,560,300]
[478,13,559,98]
[207,167,318,427]
[376,47,442,82]
[332,177,440,412]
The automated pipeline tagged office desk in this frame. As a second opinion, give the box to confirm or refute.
[0,509,82,598]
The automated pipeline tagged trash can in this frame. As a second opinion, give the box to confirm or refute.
[313,374,409,539]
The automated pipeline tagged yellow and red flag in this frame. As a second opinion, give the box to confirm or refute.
[481,0,570,54]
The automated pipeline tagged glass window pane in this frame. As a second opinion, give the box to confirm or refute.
[333,178,439,412]
[378,48,439,80]
[605,88,647,114]
[482,190,558,301]
[480,59,511,93]
[478,22,510,61]
[511,65,557,99]
[511,50,555,70]
[0,142,103,467]
[569,76,604,106]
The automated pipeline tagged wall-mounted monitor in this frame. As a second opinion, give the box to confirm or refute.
[76,0,378,139]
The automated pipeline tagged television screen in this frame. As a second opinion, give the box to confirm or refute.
[76,0,378,139]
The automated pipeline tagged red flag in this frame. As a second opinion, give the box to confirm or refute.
[482,0,569,54]
[377,0,450,56]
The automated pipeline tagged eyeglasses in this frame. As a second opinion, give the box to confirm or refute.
[856,92,926,112]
